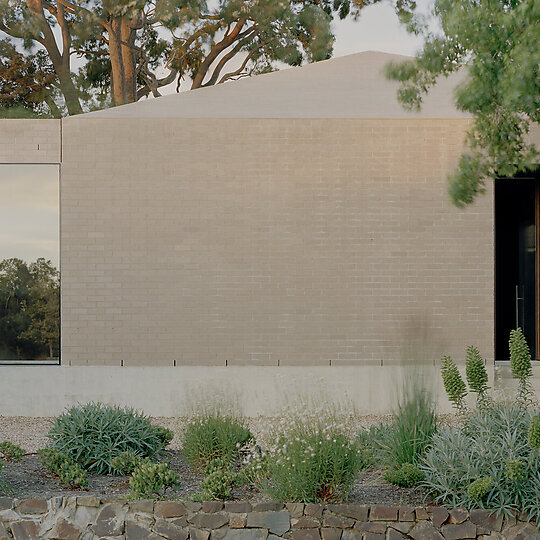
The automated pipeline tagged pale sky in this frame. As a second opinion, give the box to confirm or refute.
[0,165,59,268]
[0,1,434,270]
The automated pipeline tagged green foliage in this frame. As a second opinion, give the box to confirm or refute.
[421,402,540,523]
[38,448,88,488]
[47,402,172,474]
[364,383,437,468]
[0,258,59,361]
[386,0,539,207]
[528,415,540,450]
[194,458,239,501]
[509,328,534,402]
[465,346,489,404]
[384,463,425,487]
[0,441,25,462]
[468,477,493,502]
[129,461,180,499]
[0,461,12,495]
[441,355,467,412]
[182,413,252,469]
[265,417,365,503]
[110,451,147,476]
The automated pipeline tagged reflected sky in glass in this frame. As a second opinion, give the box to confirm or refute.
[0,164,59,268]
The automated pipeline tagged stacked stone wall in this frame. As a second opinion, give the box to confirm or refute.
[0,497,538,540]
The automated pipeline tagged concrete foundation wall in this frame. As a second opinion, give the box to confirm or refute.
[0,365,538,417]
[60,117,494,367]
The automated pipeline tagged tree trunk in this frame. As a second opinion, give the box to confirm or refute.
[108,18,128,106]
[120,16,139,103]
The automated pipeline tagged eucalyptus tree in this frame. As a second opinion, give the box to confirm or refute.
[0,0,416,114]
[386,0,539,206]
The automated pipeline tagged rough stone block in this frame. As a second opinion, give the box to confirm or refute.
[286,504,305,519]
[448,508,468,525]
[246,511,290,536]
[304,505,324,519]
[185,503,203,513]
[322,514,354,529]
[321,527,342,540]
[470,510,503,532]
[292,517,320,528]
[503,523,540,540]
[91,503,126,537]
[291,529,321,540]
[354,522,385,534]
[326,505,368,522]
[0,522,9,540]
[77,496,100,508]
[387,529,408,540]
[398,507,414,522]
[156,501,187,519]
[126,520,162,540]
[189,513,229,529]
[408,521,444,540]
[252,504,284,513]
[414,508,428,520]
[440,522,476,540]
[369,507,398,522]
[363,533,384,540]
[341,530,362,540]
[153,518,189,540]
[190,527,211,540]
[10,520,40,540]
[15,498,48,514]
[0,499,12,512]
[428,507,449,529]
[204,502,224,513]
[48,518,82,540]
[225,502,252,514]
[230,515,247,529]
[129,500,155,513]
[221,528,268,540]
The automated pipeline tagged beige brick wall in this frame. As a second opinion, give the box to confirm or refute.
[61,117,494,366]
[0,120,61,163]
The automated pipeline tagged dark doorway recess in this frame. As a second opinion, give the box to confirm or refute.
[495,171,540,361]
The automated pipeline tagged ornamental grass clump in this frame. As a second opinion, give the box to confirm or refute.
[361,376,437,484]
[47,402,172,474]
[182,412,252,469]
[264,405,367,503]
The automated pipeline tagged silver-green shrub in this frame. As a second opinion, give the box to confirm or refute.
[0,441,25,462]
[47,402,172,474]
[420,402,540,524]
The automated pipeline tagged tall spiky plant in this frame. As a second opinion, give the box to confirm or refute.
[465,346,489,407]
[441,355,467,413]
[509,328,533,404]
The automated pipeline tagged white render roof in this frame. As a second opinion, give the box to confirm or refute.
[84,50,471,119]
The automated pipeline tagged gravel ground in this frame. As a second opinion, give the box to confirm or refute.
[0,415,447,505]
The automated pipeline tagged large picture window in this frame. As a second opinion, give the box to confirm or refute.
[0,164,60,364]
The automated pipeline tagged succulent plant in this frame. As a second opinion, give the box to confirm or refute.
[528,415,540,450]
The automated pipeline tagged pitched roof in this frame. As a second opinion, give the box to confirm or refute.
[84,50,470,119]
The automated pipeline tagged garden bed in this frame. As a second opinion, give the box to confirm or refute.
[1,453,426,507]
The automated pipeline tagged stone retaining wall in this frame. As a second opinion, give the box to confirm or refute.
[0,497,538,540]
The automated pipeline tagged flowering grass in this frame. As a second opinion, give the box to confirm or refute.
[262,404,368,502]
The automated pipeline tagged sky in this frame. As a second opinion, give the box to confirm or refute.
[0,165,60,268]
[0,1,435,270]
